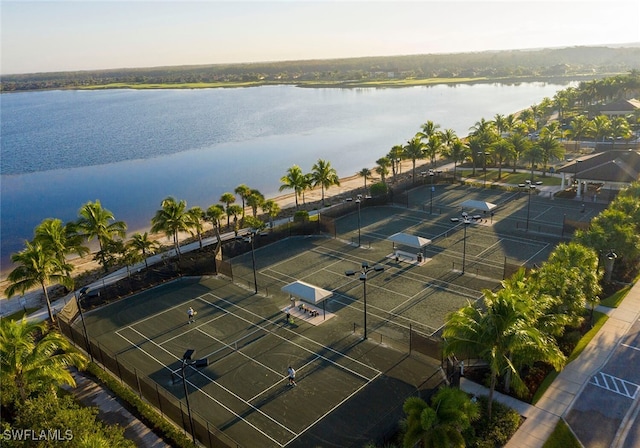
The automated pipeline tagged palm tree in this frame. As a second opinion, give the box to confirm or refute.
[226,204,243,235]
[418,120,441,144]
[219,192,236,227]
[301,172,314,205]
[507,132,532,173]
[261,199,280,230]
[311,159,340,207]
[523,144,544,181]
[186,206,205,249]
[127,232,159,269]
[402,387,480,448]
[34,218,88,263]
[76,200,127,271]
[610,116,632,149]
[591,115,611,142]
[387,144,404,178]
[358,167,372,188]
[234,184,252,223]
[446,139,469,180]
[279,165,305,209]
[403,136,425,182]
[150,197,190,258]
[536,134,565,176]
[423,134,444,168]
[246,189,265,218]
[0,317,87,402]
[375,157,391,184]
[206,204,226,241]
[489,138,515,180]
[443,286,565,419]
[5,241,73,323]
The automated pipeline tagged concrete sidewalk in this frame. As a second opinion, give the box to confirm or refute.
[461,279,640,448]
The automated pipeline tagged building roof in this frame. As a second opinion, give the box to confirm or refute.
[556,150,640,183]
[281,281,333,304]
[599,98,640,113]
[388,233,432,249]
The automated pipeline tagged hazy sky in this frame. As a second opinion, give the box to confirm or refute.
[1,0,639,75]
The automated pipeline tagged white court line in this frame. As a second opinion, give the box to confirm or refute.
[533,206,554,221]
[123,326,296,442]
[475,239,504,259]
[157,313,228,346]
[621,343,640,352]
[199,294,379,380]
[524,242,550,265]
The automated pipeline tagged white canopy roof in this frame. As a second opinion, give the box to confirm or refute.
[388,232,432,249]
[460,200,497,211]
[281,281,333,304]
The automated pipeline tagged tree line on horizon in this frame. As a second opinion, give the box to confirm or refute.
[2,46,639,91]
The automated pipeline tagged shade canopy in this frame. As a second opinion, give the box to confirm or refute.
[388,232,432,249]
[460,199,497,211]
[281,281,333,304]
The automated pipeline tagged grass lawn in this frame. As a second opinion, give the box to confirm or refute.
[459,169,562,186]
[4,307,41,321]
[542,419,582,448]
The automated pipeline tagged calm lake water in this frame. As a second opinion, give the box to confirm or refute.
[1,82,573,270]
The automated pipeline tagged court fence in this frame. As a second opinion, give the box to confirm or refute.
[57,317,240,448]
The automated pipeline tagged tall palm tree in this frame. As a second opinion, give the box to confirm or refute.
[76,200,127,271]
[507,132,532,173]
[226,204,243,235]
[219,192,236,228]
[387,144,405,178]
[565,115,590,151]
[403,136,425,182]
[279,165,305,209]
[536,134,565,176]
[423,134,444,168]
[150,197,190,258]
[261,199,280,230]
[301,172,314,205]
[34,218,88,263]
[358,167,372,188]
[0,317,87,402]
[375,157,391,184]
[610,116,632,149]
[418,120,441,144]
[311,159,340,207]
[489,138,515,180]
[591,115,612,142]
[5,241,73,323]
[523,144,544,181]
[443,286,565,419]
[128,232,159,269]
[234,184,252,223]
[246,189,265,217]
[186,206,205,249]
[402,387,480,448]
[446,139,469,180]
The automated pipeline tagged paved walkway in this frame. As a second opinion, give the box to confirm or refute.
[461,279,640,448]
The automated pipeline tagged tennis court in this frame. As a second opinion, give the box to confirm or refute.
[83,277,442,447]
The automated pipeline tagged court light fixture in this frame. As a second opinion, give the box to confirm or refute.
[345,262,384,340]
[180,349,208,445]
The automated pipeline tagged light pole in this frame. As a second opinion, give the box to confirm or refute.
[429,172,435,214]
[245,230,258,294]
[180,349,208,445]
[75,287,93,362]
[604,249,617,282]
[526,184,536,231]
[461,219,471,274]
[478,151,488,187]
[345,262,384,340]
[356,196,362,247]
[575,159,582,199]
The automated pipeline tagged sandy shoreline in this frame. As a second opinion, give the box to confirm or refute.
[0,159,431,293]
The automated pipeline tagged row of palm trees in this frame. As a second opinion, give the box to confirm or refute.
[353,73,639,192]
[278,159,340,208]
[443,181,640,421]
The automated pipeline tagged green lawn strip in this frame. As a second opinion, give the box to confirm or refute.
[542,418,582,448]
[458,170,562,186]
[531,311,608,405]
[3,306,41,321]
[600,285,632,308]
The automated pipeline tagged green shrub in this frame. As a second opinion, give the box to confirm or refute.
[293,210,309,222]
[370,182,388,197]
[468,396,522,448]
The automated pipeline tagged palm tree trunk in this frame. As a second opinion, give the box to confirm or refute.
[41,281,55,323]
[488,371,497,420]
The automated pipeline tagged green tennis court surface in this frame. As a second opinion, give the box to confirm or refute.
[79,186,603,446]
